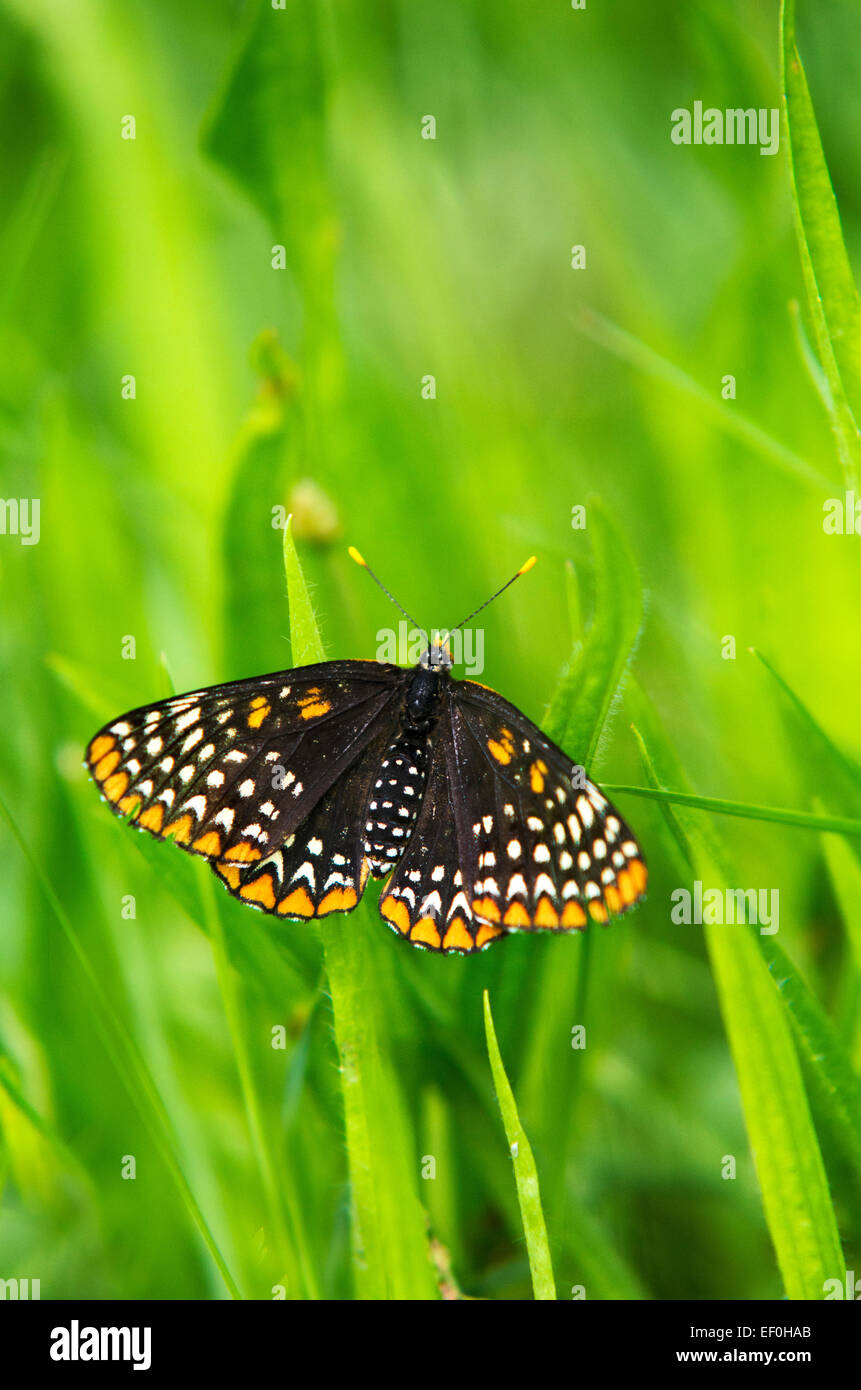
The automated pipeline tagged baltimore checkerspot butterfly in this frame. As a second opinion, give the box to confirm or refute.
[85,551,647,953]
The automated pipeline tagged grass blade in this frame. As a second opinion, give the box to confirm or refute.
[781,0,861,487]
[0,788,243,1299]
[282,519,437,1298]
[628,700,846,1298]
[603,782,861,838]
[546,495,642,768]
[483,990,555,1300]
[578,308,833,490]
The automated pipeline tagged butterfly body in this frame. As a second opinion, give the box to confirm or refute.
[86,655,647,953]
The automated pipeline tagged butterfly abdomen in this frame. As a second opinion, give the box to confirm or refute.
[363,728,432,875]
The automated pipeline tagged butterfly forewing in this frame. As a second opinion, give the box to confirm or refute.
[86,661,406,867]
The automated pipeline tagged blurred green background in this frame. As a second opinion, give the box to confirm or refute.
[1,0,860,1300]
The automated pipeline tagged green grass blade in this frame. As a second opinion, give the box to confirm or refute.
[578,308,833,491]
[781,0,861,487]
[631,684,861,1189]
[222,341,299,678]
[0,787,243,1299]
[282,520,436,1298]
[483,990,555,1300]
[520,514,641,1267]
[199,866,308,1296]
[629,710,845,1297]
[751,648,861,799]
[821,820,861,982]
[201,0,341,406]
[603,782,861,838]
[546,496,642,767]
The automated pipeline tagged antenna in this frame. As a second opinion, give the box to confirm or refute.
[348,546,424,631]
[348,546,537,638]
[448,555,537,633]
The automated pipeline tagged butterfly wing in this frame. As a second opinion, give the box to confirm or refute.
[86,660,406,869]
[212,714,396,918]
[448,678,648,930]
[377,719,505,953]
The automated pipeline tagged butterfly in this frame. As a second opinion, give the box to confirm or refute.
[85,551,647,953]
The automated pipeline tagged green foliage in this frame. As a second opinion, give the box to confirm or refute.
[483,991,555,1299]
[1,0,860,1301]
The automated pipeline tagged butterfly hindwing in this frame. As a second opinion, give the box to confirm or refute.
[377,724,504,953]
[212,715,396,918]
[449,679,648,930]
[86,660,406,867]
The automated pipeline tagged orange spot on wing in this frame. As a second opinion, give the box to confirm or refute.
[89,734,115,763]
[118,794,142,817]
[222,841,262,863]
[472,896,501,922]
[240,874,277,909]
[410,917,441,948]
[214,862,242,890]
[628,858,648,895]
[534,897,560,928]
[95,749,121,780]
[138,804,165,832]
[617,869,636,905]
[380,896,411,935]
[588,900,608,923]
[529,759,548,793]
[487,726,515,765]
[192,830,223,856]
[318,887,358,914]
[503,901,530,927]
[247,697,271,728]
[475,922,503,948]
[163,814,194,845]
[103,771,130,803]
[442,918,474,952]
[604,884,622,915]
[277,886,315,918]
[299,700,331,720]
[561,901,587,927]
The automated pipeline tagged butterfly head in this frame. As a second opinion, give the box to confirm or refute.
[419,638,453,672]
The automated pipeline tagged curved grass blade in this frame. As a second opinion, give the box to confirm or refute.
[628,697,846,1298]
[545,496,642,767]
[578,308,832,491]
[521,508,642,1263]
[781,0,861,488]
[603,783,861,838]
[483,990,555,1300]
[750,648,861,801]
[0,787,243,1300]
[283,520,437,1299]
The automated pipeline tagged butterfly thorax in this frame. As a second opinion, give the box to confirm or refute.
[362,665,447,875]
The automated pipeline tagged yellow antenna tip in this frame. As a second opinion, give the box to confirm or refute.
[348,545,367,568]
[518,555,538,575]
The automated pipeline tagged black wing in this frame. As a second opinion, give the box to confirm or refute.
[212,712,396,918]
[86,660,407,869]
[447,678,648,932]
[376,717,504,954]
